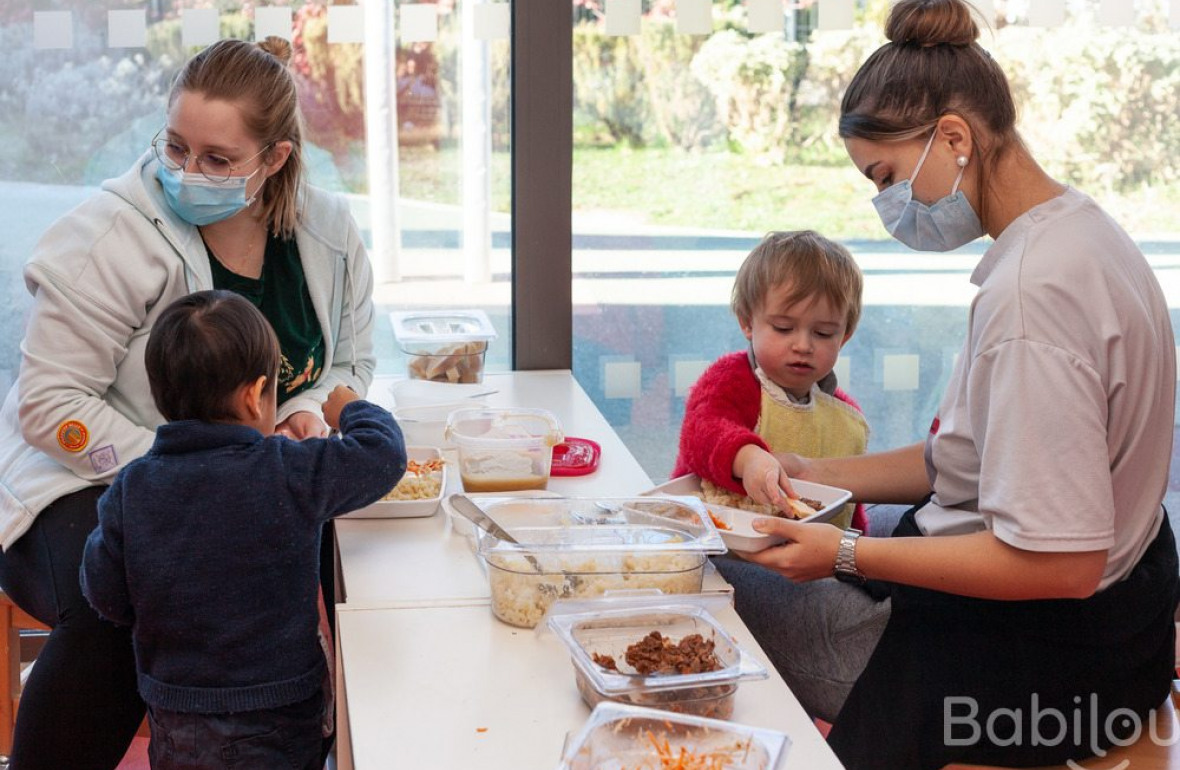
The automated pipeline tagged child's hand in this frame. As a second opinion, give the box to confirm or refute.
[735,445,798,515]
[322,385,361,431]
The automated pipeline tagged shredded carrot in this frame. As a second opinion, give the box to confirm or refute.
[405,458,445,476]
[476,726,488,733]
[635,729,733,769]
[707,511,731,531]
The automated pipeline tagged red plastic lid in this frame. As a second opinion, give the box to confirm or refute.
[551,437,601,477]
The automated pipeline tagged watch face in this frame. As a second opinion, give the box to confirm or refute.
[835,569,866,585]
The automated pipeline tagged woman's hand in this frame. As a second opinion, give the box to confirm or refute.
[734,445,799,514]
[276,410,329,440]
[741,518,845,583]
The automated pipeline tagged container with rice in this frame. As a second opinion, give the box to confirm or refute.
[471,496,727,628]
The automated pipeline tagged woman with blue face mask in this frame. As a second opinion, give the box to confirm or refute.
[713,0,1177,767]
[0,37,376,768]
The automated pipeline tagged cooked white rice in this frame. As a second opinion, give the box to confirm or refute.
[485,552,705,628]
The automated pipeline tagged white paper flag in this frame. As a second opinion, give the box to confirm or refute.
[606,0,642,36]
[327,5,365,44]
[748,0,783,33]
[181,9,220,48]
[473,4,511,40]
[401,5,440,43]
[1097,0,1136,26]
[108,9,147,48]
[676,0,713,35]
[818,0,855,30]
[971,0,997,30]
[255,7,293,41]
[883,354,920,392]
[1026,0,1066,27]
[33,11,73,50]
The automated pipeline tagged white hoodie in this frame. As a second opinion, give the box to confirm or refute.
[0,151,376,550]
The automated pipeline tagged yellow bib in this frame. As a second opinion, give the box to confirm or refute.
[756,384,869,530]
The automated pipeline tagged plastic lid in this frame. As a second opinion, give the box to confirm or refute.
[389,309,499,345]
[472,496,727,557]
[551,437,601,477]
[558,702,792,770]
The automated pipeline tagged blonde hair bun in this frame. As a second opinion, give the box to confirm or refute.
[257,35,293,65]
[886,0,979,47]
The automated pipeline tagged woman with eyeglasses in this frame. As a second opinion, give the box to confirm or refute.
[0,37,374,768]
[713,0,1177,767]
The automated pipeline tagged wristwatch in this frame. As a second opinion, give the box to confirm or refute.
[834,528,866,585]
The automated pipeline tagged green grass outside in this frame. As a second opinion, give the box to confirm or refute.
[398,143,1180,240]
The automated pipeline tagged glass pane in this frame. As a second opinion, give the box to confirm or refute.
[568,1,1180,524]
[373,0,514,384]
[0,0,512,392]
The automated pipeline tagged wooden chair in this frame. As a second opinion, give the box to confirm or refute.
[945,682,1180,770]
[0,591,49,758]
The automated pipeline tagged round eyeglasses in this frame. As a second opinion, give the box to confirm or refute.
[151,130,272,183]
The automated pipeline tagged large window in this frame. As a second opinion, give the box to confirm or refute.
[565,0,1180,516]
[0,0,514,390]
[2,0,1176,513]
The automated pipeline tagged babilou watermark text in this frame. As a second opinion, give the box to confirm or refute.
[945,694,1176,768]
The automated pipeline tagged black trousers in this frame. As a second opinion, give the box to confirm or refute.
[0,487,338,769]
[829,509,1180,770]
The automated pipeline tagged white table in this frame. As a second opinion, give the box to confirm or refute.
[335,602,843,770]
[334,371,657,607]
[333,371,844,769]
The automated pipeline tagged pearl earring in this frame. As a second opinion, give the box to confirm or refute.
[956,156,969,167]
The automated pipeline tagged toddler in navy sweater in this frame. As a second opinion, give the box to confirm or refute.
[81,290,406,770]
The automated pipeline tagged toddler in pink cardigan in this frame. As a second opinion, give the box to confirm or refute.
[673,230,868,530]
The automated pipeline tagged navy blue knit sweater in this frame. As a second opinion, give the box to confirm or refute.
[81,400,405,714]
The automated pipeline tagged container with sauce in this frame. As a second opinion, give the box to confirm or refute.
[444,407,563,492]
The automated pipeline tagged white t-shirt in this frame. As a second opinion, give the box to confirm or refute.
[915,188,1175,590]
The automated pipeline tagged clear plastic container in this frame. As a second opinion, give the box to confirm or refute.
[445,407,564,493]
[472,497,726,627]
[545,595,767,719]
[557,702,791,770]
[389,309,498,384]
[574,670,739,720]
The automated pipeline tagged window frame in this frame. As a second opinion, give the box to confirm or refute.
[510,0,573,370]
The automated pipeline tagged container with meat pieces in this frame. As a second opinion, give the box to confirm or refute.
[558,702,792,770]
[545,596,768,720]
[389,309,498,384]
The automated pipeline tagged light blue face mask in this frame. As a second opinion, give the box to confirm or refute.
[872,132,985,252]
[155,163,260,227]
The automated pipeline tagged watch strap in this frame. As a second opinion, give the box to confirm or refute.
[834,527,865,584]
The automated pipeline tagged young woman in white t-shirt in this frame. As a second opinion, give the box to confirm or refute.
[714,0,1178,767]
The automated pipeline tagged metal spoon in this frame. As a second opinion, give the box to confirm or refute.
[448,494,542,571]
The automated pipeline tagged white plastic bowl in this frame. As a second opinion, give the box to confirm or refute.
[341,446,446,519]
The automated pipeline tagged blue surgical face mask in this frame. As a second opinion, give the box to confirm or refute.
[155,162,260,227]
[872,132,985,252]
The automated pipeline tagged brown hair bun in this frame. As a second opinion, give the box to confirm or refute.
[886,0,979,47]
[257,35,293,65]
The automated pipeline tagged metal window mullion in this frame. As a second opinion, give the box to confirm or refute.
[510,0,572,370]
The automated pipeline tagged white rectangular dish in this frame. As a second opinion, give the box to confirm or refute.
[643,474,852,553]
[341,446,446,519]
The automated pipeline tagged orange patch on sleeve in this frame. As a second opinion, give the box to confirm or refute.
[56,420,89,453]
